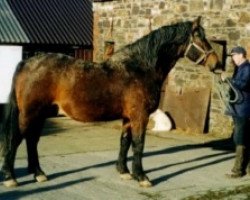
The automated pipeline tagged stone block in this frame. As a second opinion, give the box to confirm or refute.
[239,38,250,59]
[132,5,140,15]
[102,20,111,28]
[189,0,204,11]
[228,30,241,40]
[210,0,223,10]
[226,19,237,27]
[159,1,165,9]
[175,4,188,13]
[239,12,250,23]
[123,20,131,28]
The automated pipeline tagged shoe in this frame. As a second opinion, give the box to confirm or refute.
[227,145,248,179]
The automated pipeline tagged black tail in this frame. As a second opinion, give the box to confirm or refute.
[0,61,25,155]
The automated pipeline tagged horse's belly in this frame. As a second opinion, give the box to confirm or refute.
[57,102,122,122]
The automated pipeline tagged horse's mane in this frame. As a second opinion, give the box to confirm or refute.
[109,20,194,71]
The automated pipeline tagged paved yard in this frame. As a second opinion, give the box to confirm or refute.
[0,117,250,200]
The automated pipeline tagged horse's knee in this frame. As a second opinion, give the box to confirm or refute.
[132,135,145,152]
[120,132,132,147]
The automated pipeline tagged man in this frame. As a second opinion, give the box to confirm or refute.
[222,46,250,178]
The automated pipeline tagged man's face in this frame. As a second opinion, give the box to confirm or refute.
[231,53,244,66]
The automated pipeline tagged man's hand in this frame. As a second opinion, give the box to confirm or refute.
[220,72,232,82]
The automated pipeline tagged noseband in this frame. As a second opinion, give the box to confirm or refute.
[184,36,214,65]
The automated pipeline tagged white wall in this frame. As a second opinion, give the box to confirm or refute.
[0,46,22,103]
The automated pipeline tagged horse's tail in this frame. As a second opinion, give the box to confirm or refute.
[0,61,25,155]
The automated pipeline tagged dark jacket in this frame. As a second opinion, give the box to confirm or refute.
[229,60,250,118]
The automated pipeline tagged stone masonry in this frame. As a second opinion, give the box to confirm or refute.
[93,0,250,136]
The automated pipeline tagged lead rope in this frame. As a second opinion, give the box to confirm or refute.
[213,74,241,115]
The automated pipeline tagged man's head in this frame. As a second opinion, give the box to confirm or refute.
[230,46,247,66]
[230,46,247,57]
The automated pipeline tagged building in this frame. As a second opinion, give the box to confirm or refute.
[0,0,93,104]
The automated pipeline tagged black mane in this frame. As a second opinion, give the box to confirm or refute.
[110,21,194,71]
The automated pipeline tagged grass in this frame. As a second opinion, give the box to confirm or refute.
[139,191,164,200]
[183,184,250,200]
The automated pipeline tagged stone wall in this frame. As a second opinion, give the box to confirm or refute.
[93,0,250,135]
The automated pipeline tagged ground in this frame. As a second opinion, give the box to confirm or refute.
[0,117,250,200]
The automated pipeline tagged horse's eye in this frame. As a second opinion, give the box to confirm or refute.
[194,31,199,37]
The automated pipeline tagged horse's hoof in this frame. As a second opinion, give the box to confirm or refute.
[3,179,18,187]
[35,174,48,183]
[120,173,133,180]
[139,180,152,188]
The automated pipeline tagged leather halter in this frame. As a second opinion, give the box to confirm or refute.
[184,36,214,65]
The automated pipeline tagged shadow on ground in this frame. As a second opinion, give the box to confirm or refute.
[0,137,235,190]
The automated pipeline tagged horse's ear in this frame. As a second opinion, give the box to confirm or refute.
[192,16,202,30]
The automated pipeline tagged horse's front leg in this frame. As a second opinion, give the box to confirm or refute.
[117,118,132,180]
[131,117,152,187]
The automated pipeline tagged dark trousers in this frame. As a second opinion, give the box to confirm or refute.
[230,117,250,176]
[233,117,250,148]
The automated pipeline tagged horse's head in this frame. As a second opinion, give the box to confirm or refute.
[184,17,220,71]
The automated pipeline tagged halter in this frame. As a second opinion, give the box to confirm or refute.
[184,36,214,65]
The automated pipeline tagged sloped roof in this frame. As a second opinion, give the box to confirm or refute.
[0,0,93,46]
[0,0,29,43]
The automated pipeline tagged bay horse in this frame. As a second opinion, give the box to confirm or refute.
[0,17,219,188]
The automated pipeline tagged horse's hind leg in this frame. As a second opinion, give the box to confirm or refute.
[26,128,47,182]
[1,133,23,187]
[116,118,132,180]
[19,112,48,183]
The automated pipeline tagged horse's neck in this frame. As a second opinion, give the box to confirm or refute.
[110,29,188,81]
[155,60,177,84]
[155,45,186,83]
